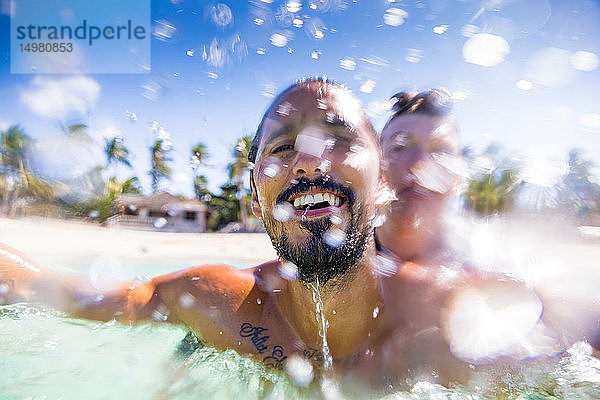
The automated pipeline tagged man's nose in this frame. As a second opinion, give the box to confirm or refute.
[292,152,327,178]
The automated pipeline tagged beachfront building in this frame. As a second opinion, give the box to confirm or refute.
[109,192,207,233]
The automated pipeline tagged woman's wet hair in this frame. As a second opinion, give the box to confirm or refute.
[389,88,453,120]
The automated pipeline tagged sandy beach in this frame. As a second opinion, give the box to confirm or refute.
[0,217,278,272]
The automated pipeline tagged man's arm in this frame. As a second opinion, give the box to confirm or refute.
[0,242,255,327]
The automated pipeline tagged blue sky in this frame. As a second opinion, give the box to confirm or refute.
[1,0,599,196]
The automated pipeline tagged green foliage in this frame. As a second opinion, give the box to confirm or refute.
[227,135,253,229]
[150,139,172,192]
[206,183,241,231]
[556,149,600,223]
[462,143,522,216]
[464,169,521,216]
[105,136,132,168]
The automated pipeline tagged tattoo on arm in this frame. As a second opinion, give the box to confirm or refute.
[239,322,287,369]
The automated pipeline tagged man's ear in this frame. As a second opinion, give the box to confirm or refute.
[250,174,262,218]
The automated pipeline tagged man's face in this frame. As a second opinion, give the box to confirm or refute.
[381,113,459,216]
[252,85,381,285]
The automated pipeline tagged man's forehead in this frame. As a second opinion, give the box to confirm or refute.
[265,86,364,127]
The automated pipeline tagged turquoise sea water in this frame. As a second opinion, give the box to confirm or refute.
[2,302,600,399]
[2,259,600,399]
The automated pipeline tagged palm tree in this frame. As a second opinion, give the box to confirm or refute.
[464,169,521,216]
[557,149,600,223]
[150,139,171,192]
[191,142,209,200]
[62,123,93,142]
[1,125,35,215]
[105,136,132,169]
[227,135,253,230]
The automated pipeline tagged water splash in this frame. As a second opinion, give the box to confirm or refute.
[153,19,176,42]
[308,278,333,370]
[210,4,233,28]
[383,8,408,26]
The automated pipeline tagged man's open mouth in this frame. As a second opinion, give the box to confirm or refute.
[287,190,347,217]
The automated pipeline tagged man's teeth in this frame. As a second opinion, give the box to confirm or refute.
[292,193,340,208]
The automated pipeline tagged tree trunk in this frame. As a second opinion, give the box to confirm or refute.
[238,181,247,231]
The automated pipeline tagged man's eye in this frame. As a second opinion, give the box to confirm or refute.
[272,144,294,154]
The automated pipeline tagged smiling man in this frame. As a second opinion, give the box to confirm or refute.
[0,79,588,391]
[0,78,390,372]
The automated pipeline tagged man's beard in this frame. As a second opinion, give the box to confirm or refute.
[262,177,373,285]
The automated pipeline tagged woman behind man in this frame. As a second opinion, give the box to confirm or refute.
[377,89,461,265]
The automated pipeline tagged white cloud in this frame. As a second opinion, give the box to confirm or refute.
[0,121,11,132]
[20,76,101,119]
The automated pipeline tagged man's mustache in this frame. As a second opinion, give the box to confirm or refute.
[275,176,355,208]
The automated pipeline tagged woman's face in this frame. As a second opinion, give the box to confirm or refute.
[381,113,459,215]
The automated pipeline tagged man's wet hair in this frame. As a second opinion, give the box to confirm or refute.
[388,88,453,120]
[248,77,377,168]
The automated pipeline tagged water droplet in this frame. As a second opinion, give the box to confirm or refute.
[153,19,176,42]
[463,33,510,67]
[406,48,423,63]
[272,202,295,222]
[324,228,346,247]
[461,24,480,37]
[153,217,168,229]
[286,0,302,13]
[304,17,326,40]
[372,306,379,318]
[210,3,233,27]
[295,129,328,158]
[264,163,280,178]
[219,331,223,335]
[257,298,262,305]
[142,81,162,101]
[179,292,196,308]
[279,261,298,280]
[270,33,288,47]
[452,89,469,100]
[339,57,356,70]
[383,8,408,26]
[318,159,331,172]
[124,110,137,122]
[433,24,448,34]
[151,304,169,322]
[372,213,386,228]
[276,101,296,117]
[359,79,376,94]
[285,354,314,386]
[517,79,534,91]
[570,51,598,72]
[0,283,9,295]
